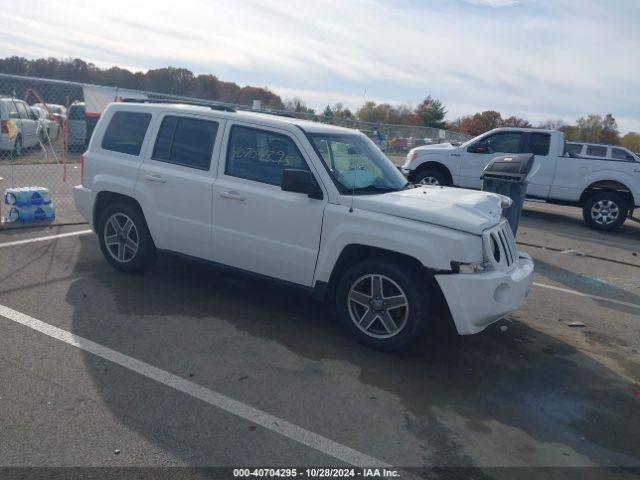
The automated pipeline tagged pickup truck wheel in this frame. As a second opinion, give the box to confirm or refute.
[413,170,447,186]
[336,260,430,351]
[582,191,629,231]
[98,203,157,273]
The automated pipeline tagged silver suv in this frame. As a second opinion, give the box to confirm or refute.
[0,97,40,156]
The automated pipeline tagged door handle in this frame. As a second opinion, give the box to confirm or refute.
[144,174,167,183]
[219,190,246,201]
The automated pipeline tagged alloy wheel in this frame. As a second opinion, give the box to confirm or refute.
[419,176,440,186]
[103,213,139,263]
[347,274,409,339]
[591,199,620,225]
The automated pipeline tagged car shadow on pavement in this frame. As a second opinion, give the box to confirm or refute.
[533,258,640,316]
[521,208,640,239]
[66,238,640,469]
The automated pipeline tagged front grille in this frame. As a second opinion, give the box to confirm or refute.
[484,221,518,270]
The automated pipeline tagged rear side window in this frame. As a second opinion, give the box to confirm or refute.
[101,111,151,156]
[15,102,29,119]
[565,143,582,155]
[152,116,219,170]
[525,133,550,156]
[7,101,19,119]
[586,145,607,157]
[225,125,309,186]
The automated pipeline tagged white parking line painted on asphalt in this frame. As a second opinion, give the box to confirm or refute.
[0,303,390,469]
[0,229,92,249]
[533,282,640,310]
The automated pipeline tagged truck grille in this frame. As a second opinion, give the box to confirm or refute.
[484,221,518,270]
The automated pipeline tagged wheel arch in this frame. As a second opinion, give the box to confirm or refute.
[321,244,447,308]
[409,161,453,185]
[579,180,635,208]
[93,191,145,231]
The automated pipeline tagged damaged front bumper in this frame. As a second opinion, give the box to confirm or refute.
[435,252,534,335]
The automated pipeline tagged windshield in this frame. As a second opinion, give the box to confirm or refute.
[309,132,408,194]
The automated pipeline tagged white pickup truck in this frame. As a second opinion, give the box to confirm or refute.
[402,128,640,231]
[74,101,533,350]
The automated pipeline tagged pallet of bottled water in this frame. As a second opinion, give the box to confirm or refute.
[3,187,56,223]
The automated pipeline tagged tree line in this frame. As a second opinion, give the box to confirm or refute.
[1,56,637,152]
[317,99,638,153]
[0,56,285,109]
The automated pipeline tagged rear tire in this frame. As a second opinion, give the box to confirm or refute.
[335,259,431,351]
[12,136,22,158]
[98,202,157,273]
[413,169,448,186]
[582,191,629,231]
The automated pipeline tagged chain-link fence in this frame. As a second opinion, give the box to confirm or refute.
[283,113,472,153]
[0,74,84,226]
[0,73,471,227]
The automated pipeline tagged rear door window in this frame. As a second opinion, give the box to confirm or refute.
[586,145,607,158]
[101,111,152,156]
[524,132,550,156]
[151,116,219,170]
[565,143,583,155]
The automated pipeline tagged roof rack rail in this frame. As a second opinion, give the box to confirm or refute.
[120,97,236,113]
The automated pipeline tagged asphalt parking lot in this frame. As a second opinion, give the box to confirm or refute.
[0,203,639,478]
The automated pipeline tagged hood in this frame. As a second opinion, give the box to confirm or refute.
[352,186,506,235]
[414,143,458,152]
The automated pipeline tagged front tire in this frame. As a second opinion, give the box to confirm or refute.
[582,191,629,231]
[335,259,431,351]
[412,169,448,186]
[98,202,157,273]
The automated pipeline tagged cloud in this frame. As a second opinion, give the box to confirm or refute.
[0,0,638,132]
[466,0,520,6]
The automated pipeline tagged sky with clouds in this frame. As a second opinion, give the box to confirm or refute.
[1,0,638,132]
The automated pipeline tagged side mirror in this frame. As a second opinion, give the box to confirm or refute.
[468,144,489,154]
[281,169,323,199]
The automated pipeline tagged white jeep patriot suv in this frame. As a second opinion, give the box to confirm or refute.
[74,100,534,350]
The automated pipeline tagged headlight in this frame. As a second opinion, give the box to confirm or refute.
[498,194,512,209]
[451,261,494,274]
[403,151,417,169]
